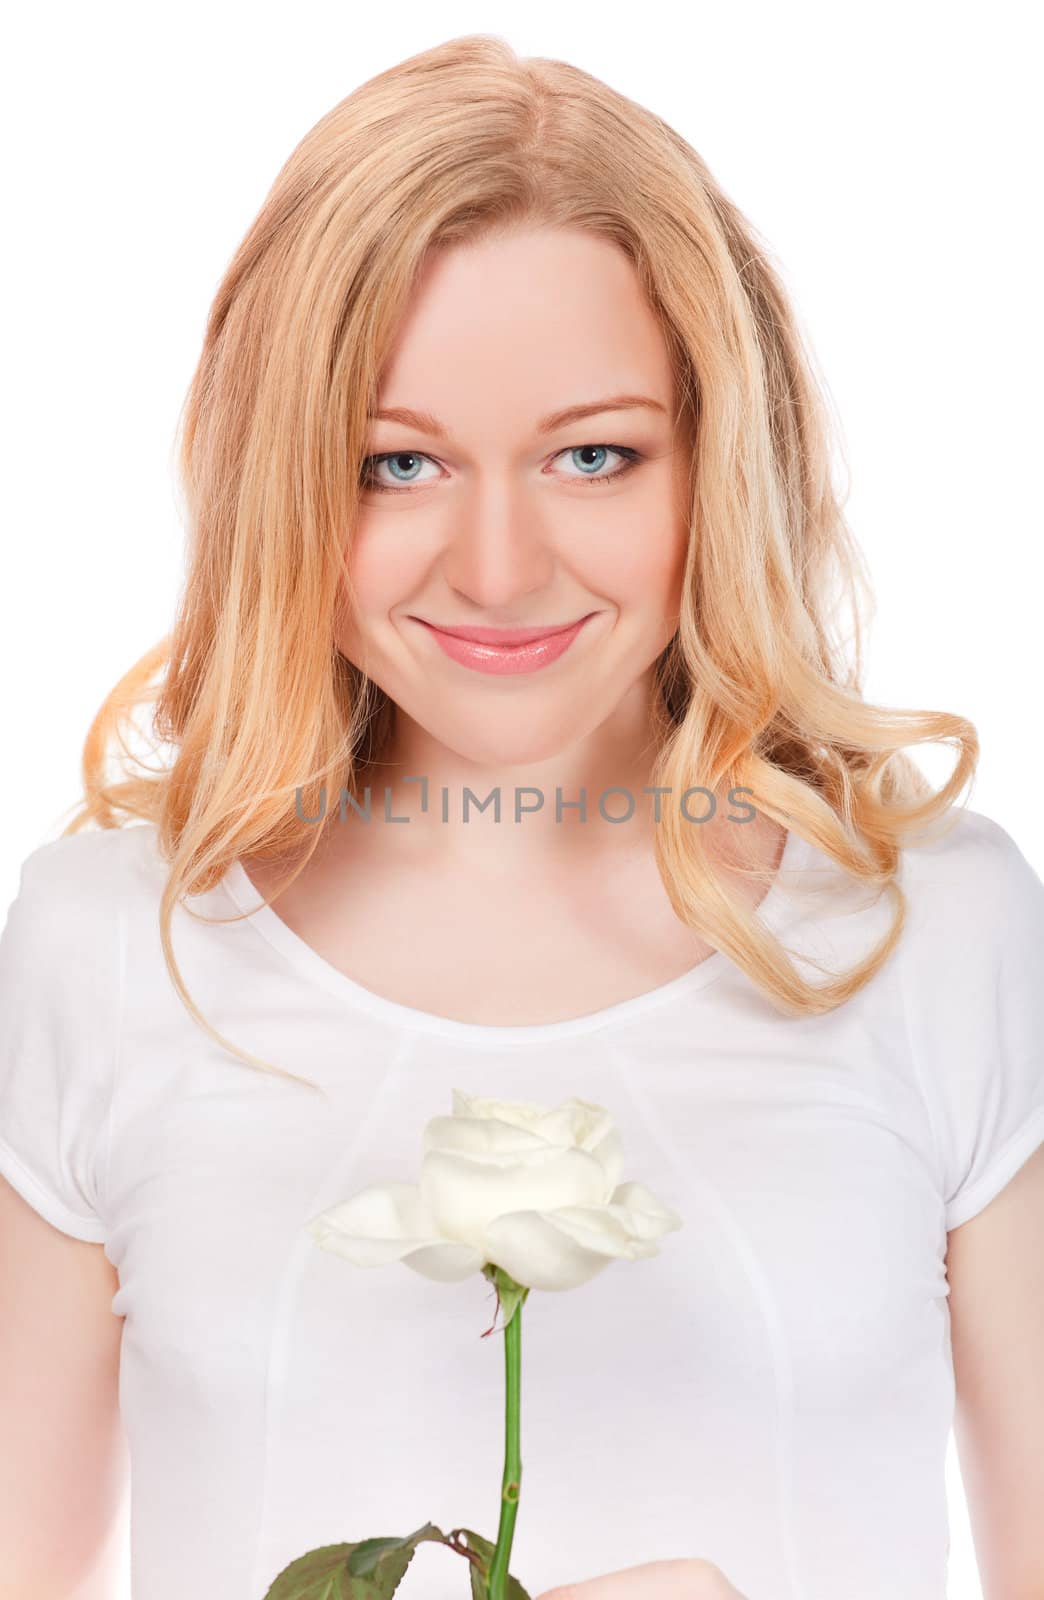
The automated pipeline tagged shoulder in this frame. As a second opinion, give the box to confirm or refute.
[12,821,160,896]
[3,823,162,966]
[891,808,1044,1231]
[897,805,1043,940]
[0,829,155,1240]
[898,803,1030,877]
[895,805,1044,1060]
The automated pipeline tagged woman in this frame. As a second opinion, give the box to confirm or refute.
[1,34,1041,1600]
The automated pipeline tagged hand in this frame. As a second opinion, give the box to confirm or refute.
[535,1557,749,1599]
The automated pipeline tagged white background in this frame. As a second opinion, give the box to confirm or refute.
[2,3,1041,1596]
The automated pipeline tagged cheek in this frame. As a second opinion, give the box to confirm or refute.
[626,518,688,596]
[581,485,689,615]
[339,518,429,620]
[332,528,395,661]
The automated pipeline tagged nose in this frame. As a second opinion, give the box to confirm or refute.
[439,478,556,611]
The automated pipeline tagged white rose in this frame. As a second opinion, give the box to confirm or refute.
[308,1088,683,1292]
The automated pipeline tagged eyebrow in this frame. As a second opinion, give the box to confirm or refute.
[367,394,668,439]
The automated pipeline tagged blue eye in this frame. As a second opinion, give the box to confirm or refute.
[560,445,627,481]
[361,451,440,490]
[359,444,643,494]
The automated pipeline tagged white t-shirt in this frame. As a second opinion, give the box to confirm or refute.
[2,806,1043,1600]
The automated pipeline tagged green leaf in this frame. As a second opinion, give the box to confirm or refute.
[347,1523,448,1575]
[455,1526,533,1600]
[262,1522,451,1597]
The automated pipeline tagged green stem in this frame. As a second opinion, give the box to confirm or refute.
[486,1286,523,1599]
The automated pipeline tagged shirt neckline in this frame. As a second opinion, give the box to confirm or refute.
[218,826,815,1045]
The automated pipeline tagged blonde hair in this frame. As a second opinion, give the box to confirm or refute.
[64,33,977,1089]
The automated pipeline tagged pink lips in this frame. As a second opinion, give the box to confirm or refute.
[411,613,597,675]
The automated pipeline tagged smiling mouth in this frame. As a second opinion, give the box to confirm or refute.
[407,612,598,676]
[408,614,596,646]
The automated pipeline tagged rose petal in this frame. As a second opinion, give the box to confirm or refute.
[309,1181,440,1266]
[535,1098,616,1152]
[589,1124,624,1193]
[607,1180,685,1239]
[309,1179,485,1281]
[451,1089,551,1128]
[482,1208,620,1292]
[423,1114,553,1160]
[420,1145,609,1244]
[443,1092,625,1193]
[534,1203,658,1259]
[481,1184,683,1291]
[449,1091,619,1160]
[392,1238,487,1282]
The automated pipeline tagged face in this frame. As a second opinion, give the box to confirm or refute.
[335,224,693,768]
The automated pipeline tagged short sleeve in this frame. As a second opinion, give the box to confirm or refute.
[903,810,1044,1232]
[0,836,123,1243]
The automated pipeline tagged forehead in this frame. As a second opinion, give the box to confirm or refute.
[371,226,677,437]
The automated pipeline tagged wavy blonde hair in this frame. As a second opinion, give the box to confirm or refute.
[64,34,977,1090]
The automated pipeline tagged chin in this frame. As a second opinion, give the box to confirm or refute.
[429,721,589,772]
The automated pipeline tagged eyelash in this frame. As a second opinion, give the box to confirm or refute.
[359,444,644,495]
